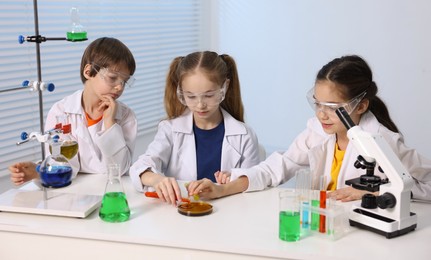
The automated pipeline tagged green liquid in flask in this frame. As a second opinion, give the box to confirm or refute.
[66,31,87,41]
[99,192,130,222]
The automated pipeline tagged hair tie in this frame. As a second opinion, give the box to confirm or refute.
[219,54,226,62]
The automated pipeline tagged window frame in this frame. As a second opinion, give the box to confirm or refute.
[0,0,206,177]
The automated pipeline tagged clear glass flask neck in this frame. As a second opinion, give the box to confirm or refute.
[104,164,123,193]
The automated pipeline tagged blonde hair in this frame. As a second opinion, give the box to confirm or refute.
[164,51,244,122]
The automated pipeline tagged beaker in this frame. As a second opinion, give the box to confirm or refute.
[99,164,130,222]
[279,190,300,242]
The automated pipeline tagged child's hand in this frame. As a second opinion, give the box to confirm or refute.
[214,171,231,184]
[152,175,182,206]
[98,95,118,129]
[8,162,38,186]
[328,186,378,202]
[187,178,225,200]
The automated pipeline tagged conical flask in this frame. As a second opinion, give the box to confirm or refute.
[99,164,130,222]
[66,7,87,41]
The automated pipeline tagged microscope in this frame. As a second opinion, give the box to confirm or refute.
[336,107,417,238]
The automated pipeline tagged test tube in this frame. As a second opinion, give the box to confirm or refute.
[319,175,327,233]
[295,169,311,229]
[310,189,320,231]
[326,197,336,236]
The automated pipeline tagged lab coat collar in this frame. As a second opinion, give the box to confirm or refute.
[62,89,124,121]
[172,108,247,136]
[63,90,84,115]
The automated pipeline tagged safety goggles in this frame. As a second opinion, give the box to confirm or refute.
[92,63,135,88]
[306,88,366,115]
[177,83,227,107]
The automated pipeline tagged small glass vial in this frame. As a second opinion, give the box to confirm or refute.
[99,164,130,222]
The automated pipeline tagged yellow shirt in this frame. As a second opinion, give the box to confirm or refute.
[328,143,345,191]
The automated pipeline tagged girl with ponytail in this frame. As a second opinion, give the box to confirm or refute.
[197,55,431,202]
[129,51,261,205]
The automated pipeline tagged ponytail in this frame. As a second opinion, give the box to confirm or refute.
[369,97,399,133]
[219,54,244,122]
[164,57,186,119]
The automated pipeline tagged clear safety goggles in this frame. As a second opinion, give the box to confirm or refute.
[92,63,136,88]
[177,83,227,107]
[306,88,367,115]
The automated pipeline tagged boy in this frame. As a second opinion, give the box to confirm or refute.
[9,37,137,184]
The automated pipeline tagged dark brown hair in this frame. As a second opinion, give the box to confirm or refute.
[80,37,136,83]
[316,55,399,133]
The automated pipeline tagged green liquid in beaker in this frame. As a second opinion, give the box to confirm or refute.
[99,192,130,222]
[279,211,300,242]
[66,31,87,41]
[311,199,320,230]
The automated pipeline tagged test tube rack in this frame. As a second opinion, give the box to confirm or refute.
[300,198,351,241]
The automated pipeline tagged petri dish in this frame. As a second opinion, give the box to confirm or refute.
[177,201,213,216]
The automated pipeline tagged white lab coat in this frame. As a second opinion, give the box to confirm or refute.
[231,112,431,200]
[129,108,261,192]
[44,90,137,178]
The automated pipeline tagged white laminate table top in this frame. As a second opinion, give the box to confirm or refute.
[0,174,430,260]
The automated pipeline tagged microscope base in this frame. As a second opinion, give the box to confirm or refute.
[349,207,417,239]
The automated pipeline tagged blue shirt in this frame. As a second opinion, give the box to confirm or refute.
[194,121,225,182]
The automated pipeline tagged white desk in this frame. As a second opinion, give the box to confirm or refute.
[0,174,430,260]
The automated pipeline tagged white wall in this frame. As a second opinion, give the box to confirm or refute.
[210,0,431,158]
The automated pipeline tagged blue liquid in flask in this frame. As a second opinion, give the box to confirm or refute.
[38,165,72,188]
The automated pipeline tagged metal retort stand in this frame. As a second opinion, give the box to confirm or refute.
[0,0,87,159]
